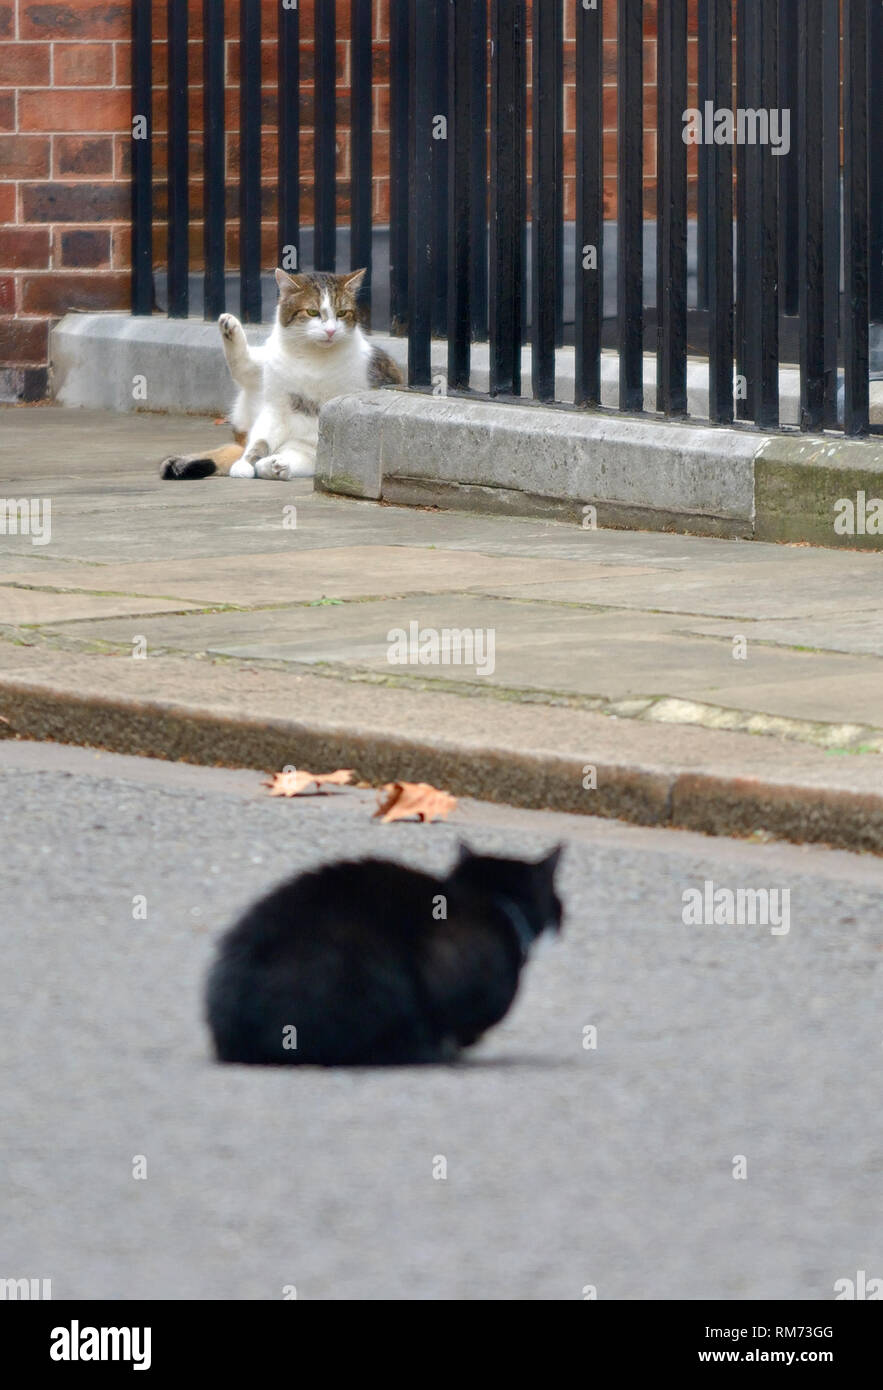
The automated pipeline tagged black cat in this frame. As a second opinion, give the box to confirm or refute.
[206,844,563,1066]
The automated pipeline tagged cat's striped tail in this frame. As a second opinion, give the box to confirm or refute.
[160,439,244,480]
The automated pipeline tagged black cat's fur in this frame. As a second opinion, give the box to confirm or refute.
[206,845,563,1066]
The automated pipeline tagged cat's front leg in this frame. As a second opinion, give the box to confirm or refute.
[231,407,290,480]
[229,456,257,478]
[253,443,317,480]
[230,428,272,479]
[231,407,295,479]
[219,313,262,391]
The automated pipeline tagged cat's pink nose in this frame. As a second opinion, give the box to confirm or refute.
[325,325,336,339]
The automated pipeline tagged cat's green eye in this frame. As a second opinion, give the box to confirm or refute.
[305,308,320,317]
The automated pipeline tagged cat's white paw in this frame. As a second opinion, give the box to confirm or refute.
[229,458,256,478]
[219,313,245,345]
[254,455,301,481]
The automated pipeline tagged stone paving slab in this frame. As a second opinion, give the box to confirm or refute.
[0,590,206,624]
[483,564,883,620]
[35,596,883,731]
[689,612,883,659]
[1,547,661,608]
[683,672,883,729]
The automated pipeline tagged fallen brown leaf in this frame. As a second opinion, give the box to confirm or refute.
[374,781,457,824]
[264,768,354,797]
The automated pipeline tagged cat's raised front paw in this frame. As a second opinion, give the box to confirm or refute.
[219,312,244,344]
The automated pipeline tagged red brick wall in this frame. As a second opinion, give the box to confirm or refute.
[0,1,132,400]
[0,0,695,402]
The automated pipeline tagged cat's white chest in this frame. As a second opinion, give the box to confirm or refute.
[265,335,369,408]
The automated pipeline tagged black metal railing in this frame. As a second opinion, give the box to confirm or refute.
[131,0,880,437]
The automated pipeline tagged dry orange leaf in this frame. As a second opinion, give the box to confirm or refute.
[264,768,354,797]
[374,781,457,824]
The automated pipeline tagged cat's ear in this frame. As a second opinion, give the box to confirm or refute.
[539,845,563,877]
[456,840,476,864]
[275,267,304,295]
[342,267,367,295]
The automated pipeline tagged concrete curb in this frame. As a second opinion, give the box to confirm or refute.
[755,435,883,549]
[318,390,883,547]
[318,389,761,536]
[2,677,882,854]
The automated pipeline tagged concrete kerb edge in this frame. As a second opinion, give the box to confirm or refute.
[2,678,882,854]
[754,433,883,548]
[316,389,766,536]
[317,390,883,547]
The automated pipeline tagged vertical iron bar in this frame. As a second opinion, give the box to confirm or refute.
[408,0,434,384]
[131,0,153,315]
[696,0,710,311]
[575,0,603,407]
[843,0,869,435]
[278,0,301,277]
[469,0,488,341]
[351,0,373,320]
[869,0,883,322]
[239,0,262,321]
[822,0,840,427]
[203,0,225,319]
[389,0,410,332]
[735,0,751,419]
[431,0,450,334]
[657,0,687,415]
[778,0,799,318]
[737,0,780,425]
[617,0,643,412]
[489,0,526,397]
[554,0,564,347]
[756,0,779,426]
[797,0,825,430]
[315,0,337,270]
[532,0,558,401]
[167,0,189,318]
[707,0,733,424]
[448,0,474,390]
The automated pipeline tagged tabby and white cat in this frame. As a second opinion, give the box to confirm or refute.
[160,268,402,482]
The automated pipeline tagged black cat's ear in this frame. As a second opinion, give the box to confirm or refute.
[540,844,563,877]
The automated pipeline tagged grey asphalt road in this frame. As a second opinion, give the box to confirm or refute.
[1,740,881,1301]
